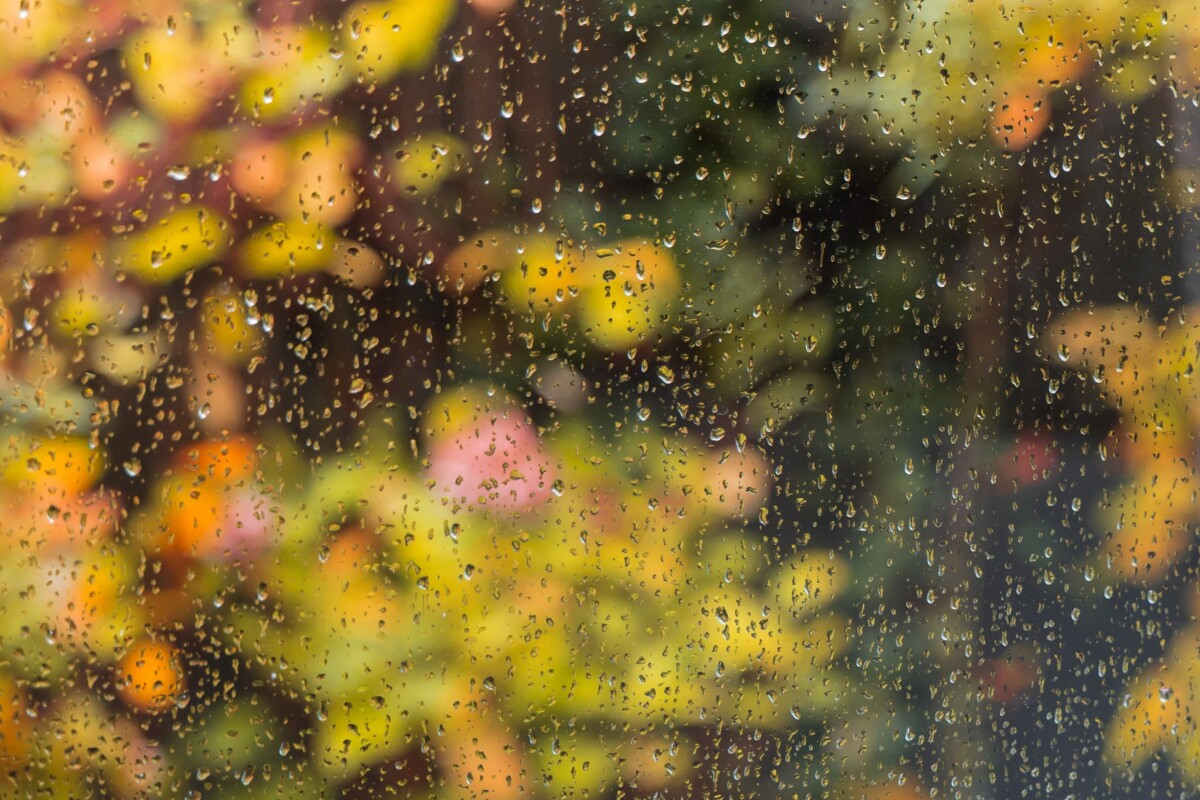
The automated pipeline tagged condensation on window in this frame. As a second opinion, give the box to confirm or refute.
[0,0,1195,798]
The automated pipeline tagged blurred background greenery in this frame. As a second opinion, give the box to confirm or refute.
[0,0,1198,797]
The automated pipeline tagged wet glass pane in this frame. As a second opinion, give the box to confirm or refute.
[0,0,1197,797]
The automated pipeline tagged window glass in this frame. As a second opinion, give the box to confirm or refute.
[0,0,1195,798]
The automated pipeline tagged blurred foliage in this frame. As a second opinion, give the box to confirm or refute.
[0,0,1196,798]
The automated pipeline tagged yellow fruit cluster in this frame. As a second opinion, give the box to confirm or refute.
[819,0,1199,155]
[224,390,849,783]
[1046,306,1200,583]
[456,233,682,350]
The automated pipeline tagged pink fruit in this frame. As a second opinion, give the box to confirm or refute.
[703,446,772,519]
[426,408,554,511]
[211,486,278,562]
[71,133,131,200]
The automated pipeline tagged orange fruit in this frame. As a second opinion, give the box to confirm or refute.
[1103,523,1190,583]
[700,445,772,519]
[468,0,516,18]
[321,528,379,579]
[1017,28,1092,88]
[115,639,185,714]
[35,69,99,140]
[8,486,121,552]
[0,301,10,357]
[989,87,1050,151]
[160,477,223,558]
[0,675,30,768]
[59,227,107,276]
[59,566,117,644]
[0,73,40,129]
[330,239,386,288]
[71,132,130,201]
[437,725,525,800]
[619,734,693,792]
[274,130,362,226]
[441,234,507,294]
[54,549,138,657]
[858,782,928,800]
[230,136,290,207]
[176,436,258,485]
